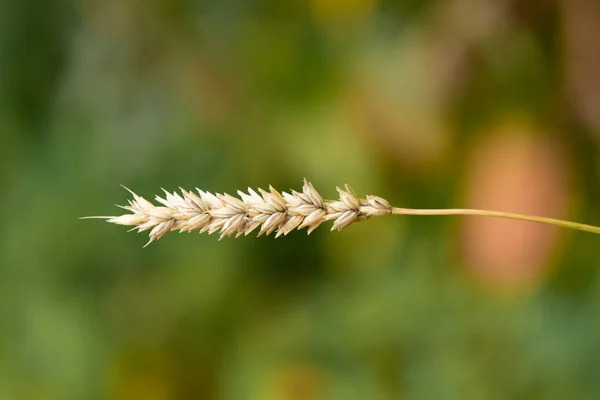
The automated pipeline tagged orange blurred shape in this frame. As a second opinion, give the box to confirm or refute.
[460,126,569,287]
[263,363,328,400]
[311,0,376,25]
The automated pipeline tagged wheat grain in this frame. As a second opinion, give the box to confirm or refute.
[86,179,600,246]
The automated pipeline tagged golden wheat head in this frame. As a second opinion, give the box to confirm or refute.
[86,179,392,246]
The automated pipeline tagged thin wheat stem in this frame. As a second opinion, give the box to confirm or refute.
[392,207,600,235]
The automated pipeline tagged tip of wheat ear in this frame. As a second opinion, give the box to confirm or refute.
[90,179,392,246]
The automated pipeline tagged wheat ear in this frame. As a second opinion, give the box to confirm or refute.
[84,179,600,246]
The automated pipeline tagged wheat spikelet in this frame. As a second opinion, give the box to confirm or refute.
[91,179,392,246]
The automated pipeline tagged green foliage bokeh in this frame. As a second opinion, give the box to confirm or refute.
[1,0,600,399]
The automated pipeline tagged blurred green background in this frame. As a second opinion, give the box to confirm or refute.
[2,0,600,399]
